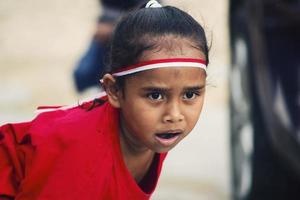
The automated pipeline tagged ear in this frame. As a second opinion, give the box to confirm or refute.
[102,74,122,108]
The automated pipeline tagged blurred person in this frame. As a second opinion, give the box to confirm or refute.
[0,1,210,199]
[73,0,161,92]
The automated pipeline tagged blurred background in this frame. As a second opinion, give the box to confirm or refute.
[0,0,230,199]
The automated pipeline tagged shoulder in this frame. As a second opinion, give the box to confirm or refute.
[1,95,114,147]
[29,100,109,145]
[33,102,102,130]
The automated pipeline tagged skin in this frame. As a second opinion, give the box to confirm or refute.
[94,22,114,43]
[102,39,207,183]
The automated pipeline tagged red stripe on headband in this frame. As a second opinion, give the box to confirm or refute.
[113,58,207,74]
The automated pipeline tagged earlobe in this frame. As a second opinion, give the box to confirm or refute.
[102,74,121,108]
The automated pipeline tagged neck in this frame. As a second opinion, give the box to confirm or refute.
[119,118,155,182]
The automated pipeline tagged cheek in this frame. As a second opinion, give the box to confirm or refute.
[122,106,159,131]
[186,100,205,127]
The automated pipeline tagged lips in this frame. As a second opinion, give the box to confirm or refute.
[155,131,183,146]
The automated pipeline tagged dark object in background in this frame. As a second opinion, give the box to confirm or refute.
[229,0,300,199]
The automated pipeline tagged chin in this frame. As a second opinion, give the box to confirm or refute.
[153,146,175,154]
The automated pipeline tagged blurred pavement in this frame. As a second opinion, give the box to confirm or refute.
[0,0,230,199]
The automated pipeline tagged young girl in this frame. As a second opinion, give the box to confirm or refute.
[0,0,209,199]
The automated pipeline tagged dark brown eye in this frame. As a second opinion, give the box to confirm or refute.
[183,91,197,99]
[148,92,163,100]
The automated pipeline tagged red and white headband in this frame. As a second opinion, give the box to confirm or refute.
[112,58,207,77]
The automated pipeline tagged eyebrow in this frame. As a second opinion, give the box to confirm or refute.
[182,86,206,91]
[141,85,206,92]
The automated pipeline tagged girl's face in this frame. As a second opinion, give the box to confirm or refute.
[105,42,206,153]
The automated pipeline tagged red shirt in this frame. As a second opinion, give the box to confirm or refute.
[0,101,167,200]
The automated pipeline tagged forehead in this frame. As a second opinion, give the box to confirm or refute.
[139,36,206,62]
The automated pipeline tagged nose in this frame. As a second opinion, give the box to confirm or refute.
[163,101,184,123]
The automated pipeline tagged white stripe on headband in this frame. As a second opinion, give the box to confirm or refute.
[145,0,162,8]
[112,58,207,77]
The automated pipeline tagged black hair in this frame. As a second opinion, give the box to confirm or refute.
[104,5,209,78]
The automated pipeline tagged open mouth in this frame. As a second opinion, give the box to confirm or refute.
[155,131,183,146]
[155,132,181,139]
